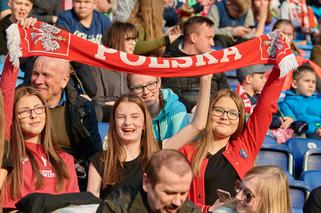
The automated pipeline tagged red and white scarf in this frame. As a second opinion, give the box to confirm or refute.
[6,21,298,77]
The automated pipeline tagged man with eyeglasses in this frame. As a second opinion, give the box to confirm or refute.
[163,16,229,112]
[207,0,255,48]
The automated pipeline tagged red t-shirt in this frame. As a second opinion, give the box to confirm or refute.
[1,142,79,208]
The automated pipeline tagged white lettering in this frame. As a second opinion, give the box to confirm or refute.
[171,57,193,68]
[41,156,48,167]
[120,52,146,66]
[220,47,242,62]
[195,53,219,66]
[94,45,118,60]
[149,57,170,68]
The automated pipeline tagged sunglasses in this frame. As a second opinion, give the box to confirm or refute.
[235,180,255,203]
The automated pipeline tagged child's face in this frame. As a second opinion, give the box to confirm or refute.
[276,24,294,44]
[292,71,316,97]
[9,0,33,22]
[250,73,267,93]
[73,0,97,20]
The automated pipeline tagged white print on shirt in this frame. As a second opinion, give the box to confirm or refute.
[41,156,48,167]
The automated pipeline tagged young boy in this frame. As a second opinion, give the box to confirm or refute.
[280,64,321,138]
[56,0,111,44]
[236,64,270,118]
[0,0,33,55]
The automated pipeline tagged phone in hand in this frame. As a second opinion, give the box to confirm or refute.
[248,25,256,29]
[217,189,231,202]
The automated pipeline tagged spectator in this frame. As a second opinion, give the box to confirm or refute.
[112,0,137,22]
[180,65,286,212]
[310,37,321,93]
[163,0,181,31]
[0,86,79,210]
[207,0,255,48]
[279,64,321,138]
[272,19,304,57]
[0,0,33,55]
[235,64,269,119]
[104,149,201,212]
[127,74,190,142]
[303,186,321,213]
[128,0,180,56]
[164,16,229,112]
[87,75,212,199]
[56,0,111,44]
[214,165,291,213]
[29,0,62,25]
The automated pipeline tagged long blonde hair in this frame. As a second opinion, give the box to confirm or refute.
[244,165,291,213]
[127,0,165,56]
[191,90,245,175]
[101,94,159,188]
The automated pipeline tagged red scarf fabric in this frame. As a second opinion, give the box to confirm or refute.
[6,21,298,77]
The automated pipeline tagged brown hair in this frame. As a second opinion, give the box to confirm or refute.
[191,89,245,175]
[230,0,252,13]
[127,0,165,56]
[7,86,70,199]
[101,94,159,188]
[292,63,315,81]
[144,149,192,187]
[244,166,291,213]
[104,22,138,52]
[183,16,215,41]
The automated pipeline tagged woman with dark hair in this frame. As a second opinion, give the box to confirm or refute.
[0,86,79,209]
[180,65,287,212]
[87,74,212,199]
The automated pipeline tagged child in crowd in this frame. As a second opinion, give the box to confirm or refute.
[56,0,111,44]
[280,64,321,138]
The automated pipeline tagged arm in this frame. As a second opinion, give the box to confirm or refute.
[87,163,102,198]
[254,0,269,37]
[134,29,170,55]
[0,56,19,140]
[241,67,285,157]
[163,74,212,149]
[169,103,190,137]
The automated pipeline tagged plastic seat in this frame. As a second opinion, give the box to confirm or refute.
[301,170,321,190]
[263,135,278,145]
[98,122,109,141]
[286,138,321,177]
[256,143,294,175]
[288,178,310,209]
[303,148,321,172]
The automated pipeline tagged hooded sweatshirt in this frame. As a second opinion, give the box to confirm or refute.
[152,88,190,142]
[279,90,321,134]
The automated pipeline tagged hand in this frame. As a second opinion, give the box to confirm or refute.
[280,116,294,129]
[166,25,181,43]
[277,30,291,45]
[257,0,269,22]
[208,199,224,212]
[52,15,58,24]
[18,17,37,29]
[232,26,253,37]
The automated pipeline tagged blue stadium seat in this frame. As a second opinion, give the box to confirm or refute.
[98,122,109,141]
[286,138,321,177]
[263,135,278,145]
[256,143,294,175]
[288,178,310,209]
[303,148,321,172]
[301,170,321,190]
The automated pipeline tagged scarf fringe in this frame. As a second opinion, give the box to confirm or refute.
[6,24,22,68]
[278,54,299,78]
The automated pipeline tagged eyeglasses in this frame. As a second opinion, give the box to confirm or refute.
[235,180,255,203]
[17,104,46,119]
[125,36,138,41]
[130,80,159,94]
[211,107,240,120]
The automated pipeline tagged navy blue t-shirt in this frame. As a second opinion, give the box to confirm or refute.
[56,9,111,44]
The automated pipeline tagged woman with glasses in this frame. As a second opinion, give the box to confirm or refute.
[87,74,212,199]
[0,86,79,209]
[127,74,190,143]
[180,65,286,212]
[214,165,291,213]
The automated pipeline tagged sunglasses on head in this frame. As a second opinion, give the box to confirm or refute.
[235,180,255,203]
